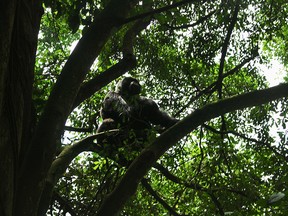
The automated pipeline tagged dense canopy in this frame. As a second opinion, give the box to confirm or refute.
[0,0,288,215]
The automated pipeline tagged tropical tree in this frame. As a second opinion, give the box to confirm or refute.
[0,0,288,215]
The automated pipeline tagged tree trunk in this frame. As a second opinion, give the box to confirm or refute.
[0,0,136,215]
[0,0,42,215]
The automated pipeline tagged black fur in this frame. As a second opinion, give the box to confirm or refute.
[96,77,178,157]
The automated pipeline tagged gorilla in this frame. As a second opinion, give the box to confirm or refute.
[96,77,178,161]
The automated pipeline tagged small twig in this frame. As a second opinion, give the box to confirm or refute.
[218,1,240,98]
[64,126,93,133]
[175,55,256,117]
[204,124,288,162]
[123,0,206,24]
[141,178,182,216]
[165,9,216,30]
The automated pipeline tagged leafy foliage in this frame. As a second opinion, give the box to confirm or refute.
[31,0,288,215]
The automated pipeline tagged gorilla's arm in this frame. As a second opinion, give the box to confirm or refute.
[139,97,178,128]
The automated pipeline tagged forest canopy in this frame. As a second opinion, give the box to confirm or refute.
[0,0,288,215]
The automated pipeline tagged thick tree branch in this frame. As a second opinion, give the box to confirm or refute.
[73,17,151,109]
[73,56,137,109]
[22,1,135,213]
[38,128,125,215]
[38,135,98,215]
[96,83,288,215]
[49,136,97,182]
[122,18,152,56]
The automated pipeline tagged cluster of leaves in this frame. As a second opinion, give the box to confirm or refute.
[36,0,288,215]
[34,8,81,115]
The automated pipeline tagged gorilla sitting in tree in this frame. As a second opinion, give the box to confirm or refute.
[96,77,178,162]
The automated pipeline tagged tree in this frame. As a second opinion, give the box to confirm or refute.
[0,0,288,215]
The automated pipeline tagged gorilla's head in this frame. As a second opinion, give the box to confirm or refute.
[116,77,141,96]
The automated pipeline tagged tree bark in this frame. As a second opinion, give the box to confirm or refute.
[37,135,97,215]
[16,1,135,215]
[0,0,17,214]
[0,0,42,215]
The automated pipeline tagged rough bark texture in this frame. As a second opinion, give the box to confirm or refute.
[0,0,135,215]
[17,1,135,215]
[38,135,97,215]
[0,1,16,215]
[0,0,42,215]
